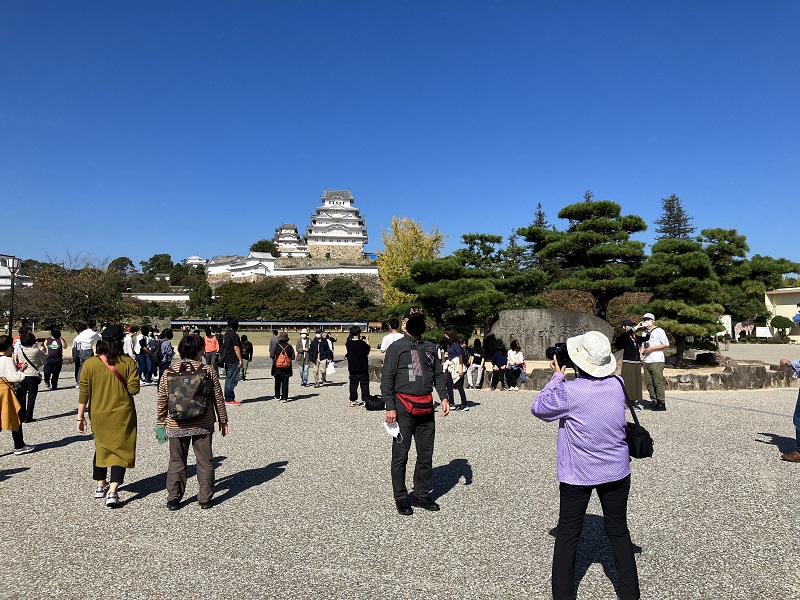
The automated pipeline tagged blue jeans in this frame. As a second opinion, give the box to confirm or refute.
[224,362,240,401]
[136,354,152,383]
[300,364,309,385]
[794,389,800,451]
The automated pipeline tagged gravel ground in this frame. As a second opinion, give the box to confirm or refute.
[2,359,798,600]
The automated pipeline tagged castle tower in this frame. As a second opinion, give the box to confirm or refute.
[273,223,308,257]
[304,189,368,260]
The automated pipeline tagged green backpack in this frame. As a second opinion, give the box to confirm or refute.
[166,362,212,421]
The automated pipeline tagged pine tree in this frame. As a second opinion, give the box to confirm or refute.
[654,194,695,240]
[532,203,549,228]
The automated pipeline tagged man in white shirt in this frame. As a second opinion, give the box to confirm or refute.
[123,326,139,359]
[73,322,101,385]
[641,312,669,411]
[380,318,404,354]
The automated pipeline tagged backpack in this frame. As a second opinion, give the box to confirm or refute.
[276,345,291,369]
[152,342,164,367]
[166,362,212,421]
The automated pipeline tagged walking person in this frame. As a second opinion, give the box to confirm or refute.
[466,338,485,389]
[123,326,139,359]
[382,307,449,515]
[723,332,731,351]
[490,340,508,391]
[76,325,140,507]
[221,318,243,406]
[156,328,175,382]
[531,331,641,600]
[345,325,371,407]
[270,332,295,403]
[778,357,800,462]
[506,340,525,391]
[640,313,669,411]
[240,335,253,381]
[0,335,35,454]
[380,318,403,354]
[136,338,153,384]
[616,320,644,409]
[213,327,225,378]
[203,328,219,370]
[157,334,229,510]
[73,322,101,386]
[17,332,45,423]
[296,328,311,386]
[42,328,67,391]
[309,329,332,388]
[443,327,468,411]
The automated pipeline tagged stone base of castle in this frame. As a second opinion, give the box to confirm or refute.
[307,244,364,261]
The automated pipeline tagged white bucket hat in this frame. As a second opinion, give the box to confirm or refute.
[566,331,616,377]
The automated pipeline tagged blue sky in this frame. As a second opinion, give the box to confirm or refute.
[2,1,798,267]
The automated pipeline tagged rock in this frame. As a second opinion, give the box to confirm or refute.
[484,309,614,361]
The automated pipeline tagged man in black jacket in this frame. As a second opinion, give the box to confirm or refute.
[382,307,449,515]
[345,326,370,407]
[309,329,332,388]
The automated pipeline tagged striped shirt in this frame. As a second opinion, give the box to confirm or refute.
[157,360,228,437]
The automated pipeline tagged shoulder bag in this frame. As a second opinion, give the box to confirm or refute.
[614,376,654,459]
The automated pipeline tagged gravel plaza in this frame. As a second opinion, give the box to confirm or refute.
[2,358,799,600]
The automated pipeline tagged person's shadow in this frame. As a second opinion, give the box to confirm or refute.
[430,458,473,500]
[37,435,92,452]
[0,467,29,483]
[755,432,796,455]
[211,460,288,505]
[548,516,643,595]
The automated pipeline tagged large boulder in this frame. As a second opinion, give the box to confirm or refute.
[484,309,615,360]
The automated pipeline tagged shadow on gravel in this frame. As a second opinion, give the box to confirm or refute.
[37,410,77,421]
[124,456,229,502]
[212,460,288,505]
[430,458,473,500]
[0,467,29,483]
[548,516,643,595]
[38,434,92,451]
[755,432,796,454]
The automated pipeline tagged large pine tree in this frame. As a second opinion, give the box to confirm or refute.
[654,194,695,240]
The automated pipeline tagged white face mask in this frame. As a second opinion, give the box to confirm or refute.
[301,334,307,338]
[316,334,321,338]
[383,421,402,443]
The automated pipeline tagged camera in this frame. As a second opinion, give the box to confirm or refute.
[545,342,573,368]
[361,336,367,340]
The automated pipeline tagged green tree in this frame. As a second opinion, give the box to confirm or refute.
[376,216,445,306]
[250,239,280,256]
[139,253,174,275]
[518,200,647,320]
[631,238,724,362]
[770,315,795,340]
[654,194,695,240]
[169,262,190,286]
[108,257,137,277]
[188,280,213,314]
[321,278,373,308]
[532,202,550,228]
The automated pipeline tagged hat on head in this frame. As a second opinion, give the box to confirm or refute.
[643,313,655,321]
[316,328,323,334]
[403,306,426,320]
[101,325,124,341]
[566,331,616,378]
[278,332,289,342]
[621,319,635,327]
[301,328,309,334]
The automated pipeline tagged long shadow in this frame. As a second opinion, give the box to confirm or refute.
[321,381,347,387]
[38,434,92,451]
[124,456,227,503]
[548,515,643,595]
[756,432,796,454]
[0,467,29,483]
[212,460,288,505]
[430,458,473,500]
[37,410,77,422]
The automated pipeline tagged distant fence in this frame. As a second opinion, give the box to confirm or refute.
[170,319,374,333]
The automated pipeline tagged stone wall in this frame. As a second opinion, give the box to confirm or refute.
[307,244,364,261]
[485,309,615,360]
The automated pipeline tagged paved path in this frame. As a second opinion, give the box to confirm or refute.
[2,360,798,599]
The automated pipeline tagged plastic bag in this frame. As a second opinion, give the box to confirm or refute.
[326,361,336,376]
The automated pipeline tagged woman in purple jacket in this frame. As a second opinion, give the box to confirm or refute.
[531,331,640,600]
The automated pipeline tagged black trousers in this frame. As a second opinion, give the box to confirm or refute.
[44,357,63,389]
[93,453,126,484]
[391,400,435,501]
[552,475,640,600]
[11,393,26,449]
[17,376,40,422]
[349,371,370,401]
[445,371,467,405]
[274,373,290,400]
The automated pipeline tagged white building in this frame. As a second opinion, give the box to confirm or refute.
[304,189,368,260]
[273,224,308,257]
[206,252,277,278]
[0,255,32,291]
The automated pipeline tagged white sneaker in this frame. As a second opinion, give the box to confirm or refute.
[105,492,122,507]
[13,445,35,455]
[95,484,110,498]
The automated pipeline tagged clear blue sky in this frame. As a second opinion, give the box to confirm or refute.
[3,1,798,267]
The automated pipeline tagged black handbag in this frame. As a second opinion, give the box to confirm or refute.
[365,395,385,411]
[615,376,654,459]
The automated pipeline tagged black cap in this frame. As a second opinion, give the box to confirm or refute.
[403,306,425,320]
[621,319,635,327]
[101,325,124,341]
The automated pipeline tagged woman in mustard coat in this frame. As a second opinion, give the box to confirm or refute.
[77,325,140,508]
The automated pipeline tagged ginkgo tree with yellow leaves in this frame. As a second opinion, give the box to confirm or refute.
[376,217,446,306]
